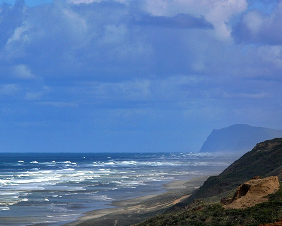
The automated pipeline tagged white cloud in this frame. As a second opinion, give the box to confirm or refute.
[25,92,43,100]
[68,0,102,4]
[39,101,78,107]
[242,11,263,34]
[0,84,19,96]
[61,7,88,42]
[257,46,282,69]
[12,64,36,79]
[233,1,282,45]
[68,0,130,4]
[90,79,151,100]
[6,23,31,45]
[100,24,128,44]
[142,0,248,40]
[24,86,50,101]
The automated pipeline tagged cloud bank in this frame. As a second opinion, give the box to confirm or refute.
[0,0,281,152]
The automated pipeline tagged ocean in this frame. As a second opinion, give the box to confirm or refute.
[0,152,234,226]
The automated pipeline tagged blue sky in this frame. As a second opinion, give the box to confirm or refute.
[0,0,52,6]
[0,0,282,152]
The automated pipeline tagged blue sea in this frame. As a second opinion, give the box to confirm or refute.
[0,152,235,226]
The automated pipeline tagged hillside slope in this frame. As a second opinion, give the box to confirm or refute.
[190,138,282,202]
[136,138,282,226]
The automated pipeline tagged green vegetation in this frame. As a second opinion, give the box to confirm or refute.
[186,138,282,204]
[135,138,282,226]
[136,185,282,226]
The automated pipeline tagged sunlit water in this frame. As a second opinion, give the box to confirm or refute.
[0,152,235,225]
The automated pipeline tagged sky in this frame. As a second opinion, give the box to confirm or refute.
[0,0,282,153]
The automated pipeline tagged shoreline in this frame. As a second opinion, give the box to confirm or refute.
[65,176,209,226]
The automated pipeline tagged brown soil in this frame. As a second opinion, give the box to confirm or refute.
[223,176,279,209]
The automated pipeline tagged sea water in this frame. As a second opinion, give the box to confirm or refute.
[0,152,234,226]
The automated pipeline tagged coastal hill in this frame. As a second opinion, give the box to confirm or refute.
[200,124,282,155]
[189,138,282,201]
[137,138,282,226]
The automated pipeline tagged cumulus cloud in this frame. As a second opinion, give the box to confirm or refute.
[0,84,19,96]
[0,0,282,152]
[87,79,151,101]
[136,13,213,30]
[12,64,36,79]
[0,0,26,49]
[68,0,130,4]
[233,1,282,45]
[39,101,78,107]
[142,0,248,39]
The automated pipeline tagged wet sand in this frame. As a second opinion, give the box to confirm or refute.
[65,176,209,226]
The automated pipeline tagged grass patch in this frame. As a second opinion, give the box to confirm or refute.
[136,185,282,226]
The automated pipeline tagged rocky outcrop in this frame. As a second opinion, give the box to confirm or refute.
[259,219,282,226]
[222,176,279,209]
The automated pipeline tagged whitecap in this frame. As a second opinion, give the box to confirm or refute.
[0,207,10,211]
[120,161,137,165]
[18,160,24,163]
[30,161,38,164]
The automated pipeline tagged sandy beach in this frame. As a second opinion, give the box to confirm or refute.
[65,176,209,226]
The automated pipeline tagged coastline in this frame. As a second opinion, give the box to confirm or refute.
[65,176,209,226]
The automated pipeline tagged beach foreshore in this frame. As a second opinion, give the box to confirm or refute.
[65,176,209,226]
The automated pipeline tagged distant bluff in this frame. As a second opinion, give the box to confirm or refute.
[200,124,282,154]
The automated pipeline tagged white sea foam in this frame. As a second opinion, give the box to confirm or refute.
[0,207,10,211]
[63,168,75,171]
[89,195,112,201]
[0,153,235,226]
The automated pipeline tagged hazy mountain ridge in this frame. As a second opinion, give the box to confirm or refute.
[200,124,282,154]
